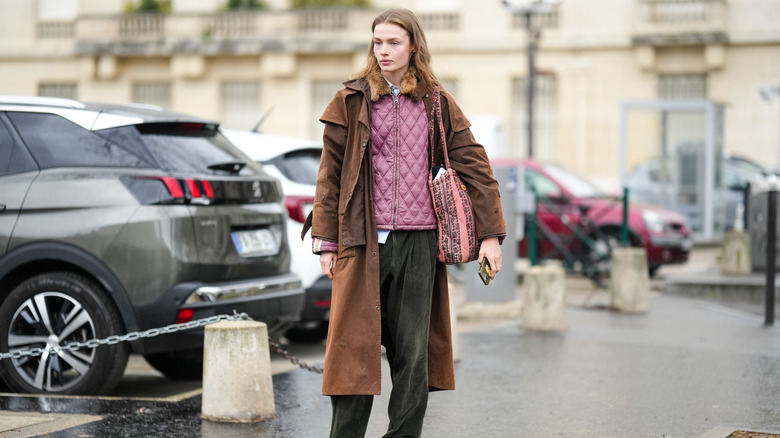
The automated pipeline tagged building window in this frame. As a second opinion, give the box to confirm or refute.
[510,74,558,160]
[220,81,261,130]
[658,74,707,99]
[38,83,77,100]
[310,80,344,141]
[132,82,171,109]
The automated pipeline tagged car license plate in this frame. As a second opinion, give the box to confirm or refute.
[231,229,279,257]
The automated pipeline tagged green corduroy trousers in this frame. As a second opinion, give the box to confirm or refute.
[329,230,437,438]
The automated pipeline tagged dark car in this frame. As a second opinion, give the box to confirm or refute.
[0,96,304,395]
[500,159,691,276]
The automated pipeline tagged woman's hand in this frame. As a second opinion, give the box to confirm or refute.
[478,237,502,279]
[319,252,337,280]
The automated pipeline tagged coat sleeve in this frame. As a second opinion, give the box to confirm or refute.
[306,91,349,243]
[440,91,507,242]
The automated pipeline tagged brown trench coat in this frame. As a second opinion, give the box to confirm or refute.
[302,75,506,396]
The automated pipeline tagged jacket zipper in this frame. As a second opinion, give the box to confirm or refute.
[392,93,400,229]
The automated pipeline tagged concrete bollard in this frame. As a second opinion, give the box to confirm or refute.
[202,320,275,423]
[720,230,751,275]
[522,265,567,331]
[610,247,651,313]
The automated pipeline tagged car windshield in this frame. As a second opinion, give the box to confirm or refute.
[542,163,605,198]
[729,158,767,176]
[268,149,321,185]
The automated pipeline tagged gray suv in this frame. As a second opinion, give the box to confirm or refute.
[0,96,304,395]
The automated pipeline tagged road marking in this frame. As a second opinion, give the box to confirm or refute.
[0,412,101,437]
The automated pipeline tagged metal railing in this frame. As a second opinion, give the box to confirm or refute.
[640,0,724,24]
[525,188,631,286]
[297,8,350,32]
[511,9,559,30]
[419,12,460,32]
[36,21,75,39]
[204,12,258,38]
[634,0,727,42]
[119,13,166,39]
[74,9,360,42]
[47,8,466,45]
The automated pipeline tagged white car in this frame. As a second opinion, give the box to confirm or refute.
[224,129,331,342]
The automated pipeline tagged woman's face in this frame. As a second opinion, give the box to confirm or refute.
[373,22,413,83]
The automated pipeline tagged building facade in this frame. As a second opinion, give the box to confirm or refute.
[1,0,779,190]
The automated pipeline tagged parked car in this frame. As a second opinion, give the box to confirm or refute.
[224,129,331,342]
[0,96,304,395]
[497,158,691,277]
[626,153,770,231]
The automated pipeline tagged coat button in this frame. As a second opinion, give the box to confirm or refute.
[372,252,377,256]
[375,306,380,310]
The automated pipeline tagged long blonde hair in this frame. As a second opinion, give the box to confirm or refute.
[353,8,441,91]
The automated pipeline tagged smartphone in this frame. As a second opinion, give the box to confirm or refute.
[478,257,492,285]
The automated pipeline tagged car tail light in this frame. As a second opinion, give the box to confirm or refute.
[285,195,315,223]
[183,178,215,203]
[158,177,185,198]
[122,176,216,205]
[184,179,202,198]
[312,299,331,308]
[176,309,194,324]
[201,179,215,198]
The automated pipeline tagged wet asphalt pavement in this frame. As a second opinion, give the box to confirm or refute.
[2,295,780,437]
[2,247,780,438]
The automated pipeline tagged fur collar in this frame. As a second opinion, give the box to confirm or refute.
[366,66,420,102]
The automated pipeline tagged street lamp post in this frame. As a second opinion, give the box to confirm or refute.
[760,84,780,172]
[503,0,560,159]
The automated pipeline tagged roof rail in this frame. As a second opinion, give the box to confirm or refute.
[0,95,85,109]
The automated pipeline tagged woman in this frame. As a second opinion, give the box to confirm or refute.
[302,8,506,437]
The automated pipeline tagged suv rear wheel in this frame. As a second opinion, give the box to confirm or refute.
[0,272,129,395]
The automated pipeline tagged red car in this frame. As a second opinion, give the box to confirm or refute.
[495,159,691,277]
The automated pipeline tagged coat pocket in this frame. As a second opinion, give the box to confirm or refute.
[337,245,356,260]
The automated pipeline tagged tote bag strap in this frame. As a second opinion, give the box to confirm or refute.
[429,90,452,170]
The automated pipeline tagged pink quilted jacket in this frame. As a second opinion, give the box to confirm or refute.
[370,93,436,231]
[311,90,436,254]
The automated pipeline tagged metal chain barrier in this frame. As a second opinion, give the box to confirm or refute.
[238,312,324,375]
[0,311,324,375]
[268,338,323,374]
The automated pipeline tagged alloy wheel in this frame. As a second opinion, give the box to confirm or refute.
[7,291,97,392]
